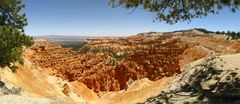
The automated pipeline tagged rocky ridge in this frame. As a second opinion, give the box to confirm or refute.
[142,54,240,104]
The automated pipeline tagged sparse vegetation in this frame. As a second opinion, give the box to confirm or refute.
[106,57,117,66]
[58,41,87,51]
[112,50,129,61]
[215,31,240,40]
[194,28,214,34]
[82,47,129,61]
[98,48,129,61]
[79,46,91,52]
[181,28,240,40]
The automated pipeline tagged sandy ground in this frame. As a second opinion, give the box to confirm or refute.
[91,77,172,104]
[0,95,54,104]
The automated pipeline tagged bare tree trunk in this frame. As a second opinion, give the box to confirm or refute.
[0,69,2,81]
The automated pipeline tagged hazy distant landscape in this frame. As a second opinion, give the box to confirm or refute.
[33,35,94,42]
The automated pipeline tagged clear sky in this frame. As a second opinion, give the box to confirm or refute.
[22,0,240,36]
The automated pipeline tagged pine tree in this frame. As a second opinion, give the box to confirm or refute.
[232,31,236,39]
[237,32,240,39]
[216,31,220,34]
[0,0,33,72]
[109,0,240,24]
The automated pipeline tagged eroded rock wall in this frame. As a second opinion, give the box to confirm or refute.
[26,30,240,93]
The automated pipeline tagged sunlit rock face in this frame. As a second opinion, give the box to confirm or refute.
[143,54,240,104]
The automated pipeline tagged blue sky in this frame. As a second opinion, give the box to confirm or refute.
[22,0,240,36]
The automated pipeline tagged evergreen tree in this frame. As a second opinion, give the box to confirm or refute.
[237,32,240,38]
[232,31,236,39]
[223,31,240,40]
[109,0,240,24]
[227,31,230,34]
[0,0,33,72]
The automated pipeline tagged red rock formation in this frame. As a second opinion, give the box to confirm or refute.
[26,31,240,93]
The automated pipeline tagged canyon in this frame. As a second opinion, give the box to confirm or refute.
[1,29,240,104]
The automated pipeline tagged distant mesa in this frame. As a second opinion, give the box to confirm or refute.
[33,35,94,42]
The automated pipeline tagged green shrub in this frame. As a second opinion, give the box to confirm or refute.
[59,41,87,51]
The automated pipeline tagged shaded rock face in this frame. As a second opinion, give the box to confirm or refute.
[142,54,240,104]
[0,81,5,87]
[0,81,21,95]
[26,30,240,93]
